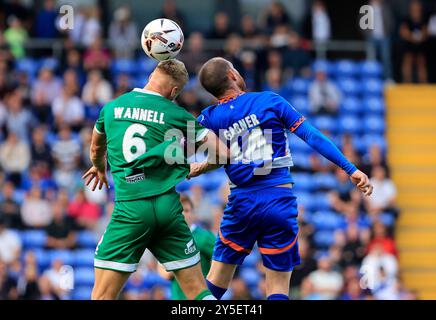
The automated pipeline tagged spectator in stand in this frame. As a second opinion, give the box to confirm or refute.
[208,12,232,39]
[367,220,397,257]
[20,164,57,194]
[263,1,292,34]
[224,34,243,71]
[81,6,102,48]
[340,277,365,300]
[364,0,394,80]
[62,69,80,96]
[3,15,28,59]
[308,255,344,300]
[0,259,18,299]
[51,86,85,131]
[41,259,70,300]
[239,50,259,92]
[329,168,357,214]
[83,36,111,72]
[38,275,59,300]
[0,181,22,229]
[263,67,285,95]
[427,4,436,83]
[67,188,101,230]
[62,49,85,87]
[0,215,22,264]
[35,0,58,39]
[17,258,40,299]
[270,24,291,49]
[160,0,186,32]
[177,90,204,117]
[5,88,35,142]
[51,126,81,190]
[114,73,132,97]
[240,15,260,40]
[365,166,398,218]
[45,201,76,250]
[283,31,311,78]
[179,32,211,76]
[361,144,389,178]
[82,69,113,107]
[31,67,62,123]
[109,6,138,59]
[0,132,31,186]
[229,278,253,300]
[20,186,52,228]
[339,224,366,267]
[30,126,53,168]
[291,238,317,295]
[361,243,398,289]
[308,67,341,115]
[400,0,428,83]
[123,271,151,300]
[303,0,331,44]
[299,277,322,300]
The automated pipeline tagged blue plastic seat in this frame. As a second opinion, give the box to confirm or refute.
[111,59,136,75]
[40,57,59,71]
[362,133,387,152]
[77,231,98,249]
[363,97,385,114]
[74,268,95,287]
[22,230,47,249]
[137,57,158,74]
[72,286,93,300]
[313,230,335,248]
[290,95,310,115]
[338,115,362,134]
[364,115,385,134]
[313,193,331,211]
[240,268,261,288]
[313,115,336,133]
[26,249,51,270]
[379,213,395,227]
[362,78,384,96]
[312,60,334,76]
[294,192,316,212]
[359,60,383,78]
[50,250,74,266]
[313,172,338,190]
[334,60,359,78]
[288,133,313,153]
[292,173,315,192]
[336,78,359,96]
[73,249,95,267]
[291,152,311,170]
[287,78,310,95]
[340,97,362,115]
[311,211,345,230]
[15,58,39,76]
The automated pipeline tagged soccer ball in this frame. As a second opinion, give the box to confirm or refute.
[141,18,184,61]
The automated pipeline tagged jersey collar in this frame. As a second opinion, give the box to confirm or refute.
[216,92,245,105]
[133,88,162,97]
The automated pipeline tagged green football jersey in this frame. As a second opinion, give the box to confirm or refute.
[94,88,208,201]
[171,224,216,300]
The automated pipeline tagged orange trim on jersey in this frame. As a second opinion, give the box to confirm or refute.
[217,92,246,105]
[258,236,298,255]
[219,230,251,254]
[290,116,306,133]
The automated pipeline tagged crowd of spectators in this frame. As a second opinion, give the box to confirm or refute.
[0,0,419,300]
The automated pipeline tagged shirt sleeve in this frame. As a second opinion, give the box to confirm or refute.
[271,92,306,132]
[94,105,105,135]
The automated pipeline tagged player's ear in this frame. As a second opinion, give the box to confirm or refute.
[170,86,179,100]
[227,69,237,82]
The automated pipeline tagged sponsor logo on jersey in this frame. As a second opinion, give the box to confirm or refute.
[125,173,145,183]
[184,239,196,255]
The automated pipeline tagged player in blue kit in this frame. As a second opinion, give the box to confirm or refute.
[188,57,373,300]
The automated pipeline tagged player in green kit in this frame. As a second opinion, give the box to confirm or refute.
[82,59,227,300]
[158,195,215,300]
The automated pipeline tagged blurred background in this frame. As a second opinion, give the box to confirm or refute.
[0,0,435,300]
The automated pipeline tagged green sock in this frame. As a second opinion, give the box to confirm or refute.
[194,289,216,300]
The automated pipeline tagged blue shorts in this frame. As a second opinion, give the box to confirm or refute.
[213,186,300,272]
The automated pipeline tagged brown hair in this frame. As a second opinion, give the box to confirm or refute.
[156,59,189,90]
[198,57,232,98]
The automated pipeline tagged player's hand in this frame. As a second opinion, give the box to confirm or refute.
[82,166,109,191]
[187,162,204,179]
[350,170,373,197]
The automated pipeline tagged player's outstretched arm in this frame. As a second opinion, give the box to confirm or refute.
[82,128,109,191]
[188,130,229,179]
[293,121,373,197]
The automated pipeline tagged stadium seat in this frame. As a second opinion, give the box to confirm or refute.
[39,57,59,71]
[294,192,317,212]
[340,97,362,115]
[137,57,158,74]
[338,115,362,134]
[313,193,331,211]
[74,267,95,287]
[334,60,359,78]
[313,230,336,248]
[313,115,337,133]
[290,95,310,115]
[111,59,137,75]
[362,133,387,152]
[240,268,261,288]
[362,78,384,96]
[311,211,345,230]
[73,249,95,267]
[291,152,312,170]
[50,250,74,266]
[379,213,396,227]
[15,58,40,76]
[292,173,315,192]
[336,78,359,96]
[359,60,383,78]
[287,133,313,153]
[26,249,51,270]
[312,60,334,76]
[21,230,47,249]
[363,97,385,114]
[72,286,93,300]
[76,230,98,249]
[313,172,338,190]
[364,115,385,134]
[286,78,310,95]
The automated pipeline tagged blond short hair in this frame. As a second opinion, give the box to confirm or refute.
[156,59,189,90]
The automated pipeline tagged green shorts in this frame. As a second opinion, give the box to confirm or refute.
[94,189,200,273]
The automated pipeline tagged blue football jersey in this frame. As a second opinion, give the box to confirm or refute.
[198,91,305,191]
